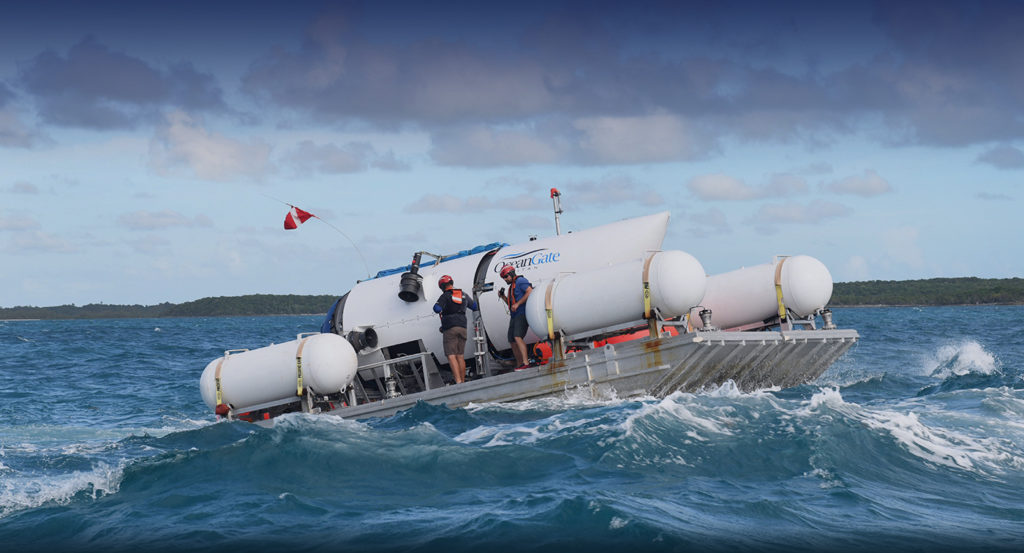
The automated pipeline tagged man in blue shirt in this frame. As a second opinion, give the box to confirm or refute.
[433,275,478,384]
[497,265,533,369]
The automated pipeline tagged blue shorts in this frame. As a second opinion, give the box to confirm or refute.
[507,315,528,342]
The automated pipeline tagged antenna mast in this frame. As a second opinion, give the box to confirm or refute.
[550,188,563,235]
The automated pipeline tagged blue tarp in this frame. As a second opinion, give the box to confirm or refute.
[372,242,507,279]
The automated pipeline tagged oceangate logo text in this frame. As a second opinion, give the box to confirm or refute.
[494,248,561,273]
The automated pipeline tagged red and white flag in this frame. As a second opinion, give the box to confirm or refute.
[284,206,315,230]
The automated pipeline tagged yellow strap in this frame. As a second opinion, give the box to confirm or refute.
[214,356,227,406]
[544,281,556,340]
[295,336,312,396]
[774,257,789,320]
[642,254,655,319]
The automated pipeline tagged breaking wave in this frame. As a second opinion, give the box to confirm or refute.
[926,339,999,378]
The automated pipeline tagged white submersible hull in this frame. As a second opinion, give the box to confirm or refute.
[200,212,858,422]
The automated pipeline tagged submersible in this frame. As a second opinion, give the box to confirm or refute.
[200,210,858,422]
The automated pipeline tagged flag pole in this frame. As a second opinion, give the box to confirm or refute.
[307,211,372,279]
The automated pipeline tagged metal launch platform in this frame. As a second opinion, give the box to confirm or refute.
[323,325,858,420]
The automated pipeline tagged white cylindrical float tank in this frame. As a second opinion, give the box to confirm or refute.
[525,250,706,339]
[689,255,833,330]
[199,333,358,411]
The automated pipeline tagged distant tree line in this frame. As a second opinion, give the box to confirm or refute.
[0,294,339,320]
[2,279,1022,320]
[830,277,1024,306]
[163,294,339,317]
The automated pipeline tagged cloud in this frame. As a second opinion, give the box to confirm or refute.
[285,140,372,173]
[284,140,409,174]
[19,37,225,129]
[430,124,567,167]
[824,170,893,197]
[118,210,213,230]
[148,111,272,181]
[243,15,556,126]
[747,199,852,233]
[688,174,759,201]
[860,2,1024,146]
[432,115,713,167]
[3,230,75,253]
[0,213,40,231]
[687,173,807,201]
[767,173,809,196]
[234,3,1024,159]
[976,145,1024,169]
[371,150,410,171]
[571,113,716,164]
[0,85,35,148]
[6,181,39,194]
[0,108,40,148]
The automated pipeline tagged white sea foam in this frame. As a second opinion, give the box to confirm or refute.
[455,411,608,447]
[0,462,125,519]
[801,387,1024,473]
[860,409,998,470]
[699,380,780,398]
[924,339,998,378]
[808,387,847,410]
[981,390,1024,423]
[273,411,368,430]
[454,420,545,447]
[621,392,736,441]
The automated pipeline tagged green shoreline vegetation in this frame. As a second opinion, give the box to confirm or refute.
[1,278,1022,320]
[0,294,339,320]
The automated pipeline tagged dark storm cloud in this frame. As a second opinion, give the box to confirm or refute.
[243,16,558,126]
[19,37,225,129]
[832,1,1024,146]
[237,0,1024,165]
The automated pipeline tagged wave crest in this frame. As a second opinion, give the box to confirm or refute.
[926,340,999,378]
[0,462,124,519]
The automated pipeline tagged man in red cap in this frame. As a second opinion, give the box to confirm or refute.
[433,275,478,384]
[497,265,533,369]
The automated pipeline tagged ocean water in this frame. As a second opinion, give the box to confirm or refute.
[1,306,1022,552]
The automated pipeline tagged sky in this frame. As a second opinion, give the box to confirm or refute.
[1,0,1022,308]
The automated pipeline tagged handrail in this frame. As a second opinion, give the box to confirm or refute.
[357,351,437,392]
[357,351,432,372]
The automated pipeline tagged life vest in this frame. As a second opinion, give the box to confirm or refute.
[439,288,469,330]
[506,276,525,312]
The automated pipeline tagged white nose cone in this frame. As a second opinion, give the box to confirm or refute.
[780,255,833,316]
[649,250,706,315]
